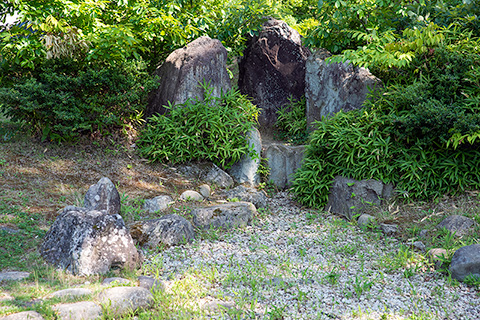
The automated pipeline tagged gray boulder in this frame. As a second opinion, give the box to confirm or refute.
[179,190,204,202]
[437,215,475,237]
[146,36,231,118]
[238,18,311,128]
[264,143,305,189]
[98,287,153,317]
[129,214,194,248]
[192,202,256,229]
[143,195,173,213]
[84,177,121,215]
[40,207,141,276]
[0,311,45,320]
[305,49,383,128]
[428,248,449,270]
[449,244,480,282]
[178,162,234,189]
[47,288,92,300]
[0,271,30,281]
[326,176,393,220]
[380,223,398,236]
[228,127,262,186]
[138,276,165,293]
[357,214,376,229]
[199,184,211,198]
[224,185,268,209]
[53,301,102,320]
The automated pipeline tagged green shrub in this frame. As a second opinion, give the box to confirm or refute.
[137,85,259,169]
[275,96,309,145]
[0,59,157,142]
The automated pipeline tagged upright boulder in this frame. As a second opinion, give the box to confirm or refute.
[305,49,383,128]
[227,127,262,186]
[40,207,141,276]
[84,177,121,215]
[326,176,393,220]
[146,36,231,117]
[238,18,311,128]
[264,143,305,189]
[449,244,480,282]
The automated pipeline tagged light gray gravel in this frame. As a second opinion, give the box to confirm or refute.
[145,192,480,319]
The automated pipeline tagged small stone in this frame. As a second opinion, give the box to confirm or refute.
[380,223,398,235]
[357,214,376,229]
[224,185,268,209]
[0,227,19,234]
[102,277,131,286]
[192,202,256,229]
[412,241,426,252]
[138,276,165,293]
[419,229,428,238]
[437,215,475,237]
[449,244,480,282]
[0,311,44,320]
[53,301,102,320]
[98,287,153,317]
[179,190,204,202]
[428,248,449,270]
[0,271,30,281]
[143,195,173,213]
[48,288,92,299]
[199,184,211,198]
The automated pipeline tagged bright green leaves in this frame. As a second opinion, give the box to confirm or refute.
[137,85,259,169]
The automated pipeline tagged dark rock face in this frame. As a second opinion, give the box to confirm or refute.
[40,207,141,276]
[326,176,393,220]
[437,215,475,237]
[238,18,311,128]
[84,177,121,215]
[305,49,383,128]
[129,214,195,248]
[192,202,256,229]
[449,244,480,282]
[146,36,231,118]
[263,143,305,189]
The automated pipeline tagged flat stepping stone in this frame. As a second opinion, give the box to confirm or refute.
[53,301,102,320]
[48,288,92,299]
[98,286,153,317]
[0,272,30,281]
[437,215,475,237]
[0,311,44,319]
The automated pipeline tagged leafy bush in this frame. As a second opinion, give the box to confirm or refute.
[275,96,309,145]
[137,85,259,169]
[0,59,157,141]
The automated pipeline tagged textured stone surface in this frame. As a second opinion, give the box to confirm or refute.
[380,223,398,236]
[53,301,102,320]
[143,195,173,213]
[224,185,268,209]
[98,287,153,317]
[305,49,383,128]
[437,215,475,237]
[178,162,234,189]
[0,271,30,281]
[199,184,211,198]
[48,288,92,299]
[146,36,231,118]
[84,177,121,215]
[357,214,375,229]
[0,311,44,320]
[40,207,141,275]
[326,176,393,220]
[179,190,204,202]
[129,214,194,248]
[264,143,305,189]
[192,202,256,229]
[238,18,310,128]
[450,244,480,282]
[428,248,449,270]
[138,276,165,293]
[228,127,262,186]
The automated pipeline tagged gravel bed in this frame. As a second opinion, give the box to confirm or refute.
[145,192,480,319]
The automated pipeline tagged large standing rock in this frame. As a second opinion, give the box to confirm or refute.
[146,36,231,117]
[264,143,305,189]
[449,244,480,282]
[84,177,121,215]
[40,207,141,276]
[228,127,262,186]
[305,49,383,128]
[326,176,393,220]
[238,18,311,128]
[129,214,195,248]
[192,202,256,229]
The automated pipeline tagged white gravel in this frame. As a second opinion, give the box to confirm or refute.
[145,192,480,319]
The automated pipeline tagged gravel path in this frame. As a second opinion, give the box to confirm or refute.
[145,192,480,319]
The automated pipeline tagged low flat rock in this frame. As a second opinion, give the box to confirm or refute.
[357,214,375,229]
[178,162,234,189]
[224,185,268,209]
[179,190,204,202]
[0,271,30,281]
[48,288,92,299]
[450,244,480,282]
[98,287,153,317]
[138,276,165,293]
[192,202,256,229]
[437,215,475,237]
[0,311,44,320]
[102,277,131,286]
[143,195,173,213]
[129,214,194,248]
[53,301,102,320]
